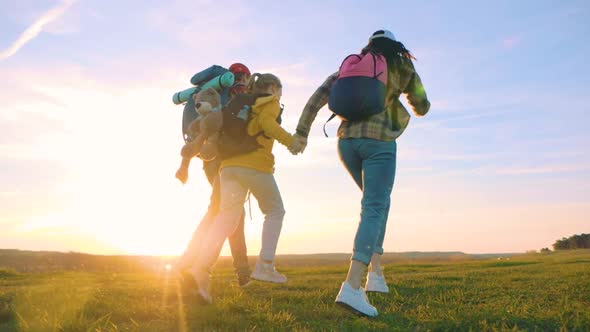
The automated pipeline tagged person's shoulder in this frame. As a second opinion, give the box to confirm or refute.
[253,95,279,114]
[391,57,416,80]
[320,72,339,89]
[253,94,277,105]
[399,57,416,71]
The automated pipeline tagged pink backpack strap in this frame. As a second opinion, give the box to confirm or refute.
[370,52,388,84]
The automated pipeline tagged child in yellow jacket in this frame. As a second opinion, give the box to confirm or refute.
[188,73,302,303]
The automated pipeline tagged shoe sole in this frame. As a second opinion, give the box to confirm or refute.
[181,287,210,303]
[178,272,211,305]
[251,275,287,284]
[186,288,212,305]
[365,289,390,293]
[335,300,377,317]
[238,281,251,288]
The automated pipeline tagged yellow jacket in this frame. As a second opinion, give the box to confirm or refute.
[221,95,294,173]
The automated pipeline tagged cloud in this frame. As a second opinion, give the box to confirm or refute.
[0,0,77,61]
[502,35,522,49]
[0,191,22,198]
[275,135,339,168]
[256,62,322,88]
[145,0,257,55]
[495,164,590,175]
[398,147,502,164]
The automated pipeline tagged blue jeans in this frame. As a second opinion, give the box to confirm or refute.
[338,138,397,265]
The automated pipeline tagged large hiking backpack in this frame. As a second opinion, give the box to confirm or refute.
[217,93,270,160]
[324,52,388,135]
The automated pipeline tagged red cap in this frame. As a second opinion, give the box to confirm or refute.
[228,63,251,76]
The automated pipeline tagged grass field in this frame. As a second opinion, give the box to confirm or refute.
[1,249,589,331]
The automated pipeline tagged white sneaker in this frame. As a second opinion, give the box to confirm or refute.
[365,272,390,293]
[251,262,287,284]
[189,269,212,304]
[192,286,212,304]
[335,282,378,317]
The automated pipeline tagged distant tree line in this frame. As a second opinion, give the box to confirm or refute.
[553,233,590,250]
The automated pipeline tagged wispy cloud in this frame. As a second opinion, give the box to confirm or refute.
[0,191,22,198]
[257,62,323,88]
[0,0,76,61]
[495,164,590,175]
[502,35,522,49]
[145,0,256,54]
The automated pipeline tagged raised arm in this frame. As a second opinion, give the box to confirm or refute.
[295,72,338,137]
[258,102,294,147]
[403,69,430,117]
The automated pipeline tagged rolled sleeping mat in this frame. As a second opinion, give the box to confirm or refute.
[172,72,235,105]
[172,86,198,105]
[190,65,228,86]
[200,71,235,91]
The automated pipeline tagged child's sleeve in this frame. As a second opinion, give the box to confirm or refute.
[258,103,294,147]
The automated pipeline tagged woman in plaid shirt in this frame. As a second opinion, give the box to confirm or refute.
[290,29,430,317]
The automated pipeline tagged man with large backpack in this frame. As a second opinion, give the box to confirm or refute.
[176,63,254,287]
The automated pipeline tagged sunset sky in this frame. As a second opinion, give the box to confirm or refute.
[1,0,589,257]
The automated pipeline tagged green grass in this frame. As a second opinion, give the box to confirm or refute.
[1,250,589,331]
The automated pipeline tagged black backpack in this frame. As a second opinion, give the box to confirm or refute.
[217,93,269,160]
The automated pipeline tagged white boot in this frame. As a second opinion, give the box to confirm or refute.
[251,261,287,284]
[335,281,378,317]
[189,268,212,304]
[365,271,389,293]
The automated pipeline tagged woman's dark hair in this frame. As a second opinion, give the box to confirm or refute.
[361,31,415,68]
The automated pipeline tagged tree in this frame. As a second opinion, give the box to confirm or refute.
[540,248,550,253]
[552,233,590,250]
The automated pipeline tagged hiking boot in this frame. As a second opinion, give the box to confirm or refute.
[251,262,287,284]
[335,281,378,317]
[365,272,390,293]
[238,274,251,288]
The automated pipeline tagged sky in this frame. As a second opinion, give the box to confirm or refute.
[1,0,589,256]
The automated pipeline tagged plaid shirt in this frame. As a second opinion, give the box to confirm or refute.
[296,57,430,141]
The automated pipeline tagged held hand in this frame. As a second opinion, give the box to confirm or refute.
[295,134,308,154]
[288,134,308,155]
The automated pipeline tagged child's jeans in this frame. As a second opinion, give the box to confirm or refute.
[194,166,285,273]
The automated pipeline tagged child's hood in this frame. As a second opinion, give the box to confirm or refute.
[252,95,280,117]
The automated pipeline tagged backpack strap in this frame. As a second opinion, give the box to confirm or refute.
[369,51,386,80]
[323,113,338,137]
[246,190,253,221]
[371,52,377,78]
